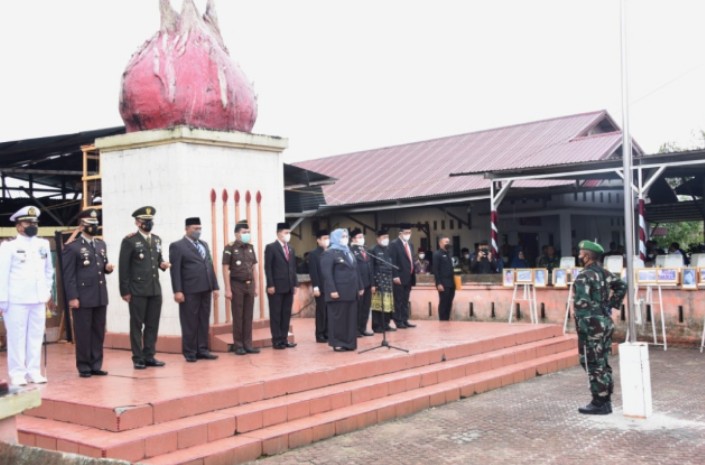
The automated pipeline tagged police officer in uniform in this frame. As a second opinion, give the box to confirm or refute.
[62,209,114,377]
[0,206,54,386]
[222,220,260,356]
[432,235,455,321]
[118,206,170,369]
[573,240,626,415]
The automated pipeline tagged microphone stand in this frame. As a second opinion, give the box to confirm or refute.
[358,248,409,354]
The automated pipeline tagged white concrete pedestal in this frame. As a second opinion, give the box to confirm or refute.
[96,127,288,337]
[618,342,653,418]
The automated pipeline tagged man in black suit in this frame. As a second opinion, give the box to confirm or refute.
[264,222,298,349]
[350,228,374,337]
[388,223,417,329]
[62,208,114,378]
[169,217,219,362]
[307,229,329,343]
[432,235,456,321]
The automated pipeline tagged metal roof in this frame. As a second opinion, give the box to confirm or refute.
[295,110,626,207]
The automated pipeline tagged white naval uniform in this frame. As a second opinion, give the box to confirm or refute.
[0,235,54,384]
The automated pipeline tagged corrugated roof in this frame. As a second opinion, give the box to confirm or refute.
[295,110,625,207]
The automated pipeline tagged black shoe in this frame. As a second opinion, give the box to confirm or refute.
[578,401,612,415]
[333,347,347,352]
[273,343,286,350]
[362,330,374,336]
[373,329,384,334]
[244,347,260,354]
[91,370,108,376]
[316,338,328,343]
[234,347,247,356]
[285,342,297,348]
[185,356,197,363]
[395,322,408,329]
[384,326,397,332]
[357,333,364,338]
[133,361,147,370]
[145,358,166,367]
[79,371,92,378]
[197,352,219,360]
[404,321,416,328]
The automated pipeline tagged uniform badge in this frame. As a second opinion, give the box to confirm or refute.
[236,260,242,266]
[234,249,240,254]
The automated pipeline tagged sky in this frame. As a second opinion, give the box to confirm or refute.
[2,0,705,162]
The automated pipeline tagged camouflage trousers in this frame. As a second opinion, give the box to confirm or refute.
[576,314,615,400]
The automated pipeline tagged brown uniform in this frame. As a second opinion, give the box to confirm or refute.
[223,240,258,350]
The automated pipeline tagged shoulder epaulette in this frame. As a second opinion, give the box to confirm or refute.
[227,241,234,247]
[125,232,136,238]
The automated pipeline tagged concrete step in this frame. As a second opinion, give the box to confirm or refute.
[19,336,577,462]
[137,349,578,465]
[24,324,565,432]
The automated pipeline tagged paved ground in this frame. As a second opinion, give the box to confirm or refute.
[246,346,705,465]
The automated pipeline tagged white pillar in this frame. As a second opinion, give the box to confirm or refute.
[619,342,653,418]
[96,127,288,336]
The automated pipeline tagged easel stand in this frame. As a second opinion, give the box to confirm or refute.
[700,313,705,353]
[509,283,537,324]
[562,281,574,334]
[627,284,667,351]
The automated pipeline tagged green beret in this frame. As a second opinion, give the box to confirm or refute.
[578,240,604,254]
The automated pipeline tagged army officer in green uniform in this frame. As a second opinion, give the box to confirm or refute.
[119,206,171,369]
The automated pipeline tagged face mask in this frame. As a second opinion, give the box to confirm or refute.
[140,220,154,233]
[464,254,470,259]
[322,239,330,248]
[24,225,38,237]
[85,224,100,236]
[282,233,291,243]
[444,244,451,251]
[240,233,251,244]
[402,234,411,242]
[357,237,365,247]
[189,230,201,241]
[381,238,390,247]
[419,254,425,260]
[340,237,349,246]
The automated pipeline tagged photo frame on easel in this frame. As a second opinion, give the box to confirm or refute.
[533,268,548,288]
[552,268,568,288]
[636,268,658,284]
[515,269,534,284]
[681,268,697,290]
[502,269,515,287]
[657,268,679,286]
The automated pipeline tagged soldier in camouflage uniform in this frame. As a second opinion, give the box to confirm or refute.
[573,240,626,415]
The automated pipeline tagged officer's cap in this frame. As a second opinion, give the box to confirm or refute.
[78,208,99,224]
[578,240,604,254]
[185,217,201,226]
[132,206,156,220]
[315,229,329,238]
[277,222,291,232]
[350,227,363,238]
[398,222,413,231]
[235,220,249,232]
[10,206,40,223]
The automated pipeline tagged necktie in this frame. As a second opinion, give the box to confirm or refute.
[196,241,206,259]
[283,244,289,261]
[361,248,367,260]
[403,241,413,274]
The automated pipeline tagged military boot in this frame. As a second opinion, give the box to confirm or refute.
[578,398,612,415]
